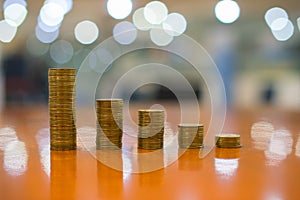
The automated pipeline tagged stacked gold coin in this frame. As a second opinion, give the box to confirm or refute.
[178,124,204,149]
[96,99,123,150]
[215,133,241,148]
[49,68,76,151]
[138,110,164,150]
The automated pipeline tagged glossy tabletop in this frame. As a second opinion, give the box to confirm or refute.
[0,104,300,200]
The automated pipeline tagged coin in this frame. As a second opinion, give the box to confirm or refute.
[48,68,77,151]
[178,124,204,149]
[215,133,241,148]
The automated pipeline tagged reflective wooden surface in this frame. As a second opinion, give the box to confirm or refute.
[0,104,300,200]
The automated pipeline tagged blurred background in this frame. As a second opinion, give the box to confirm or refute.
[0,0,299,111]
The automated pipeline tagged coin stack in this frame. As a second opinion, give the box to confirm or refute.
[49,68,77,151]
[178,124,204,149]
[138,110,165,150]
[215,133,241,148]
[96,99,123,150]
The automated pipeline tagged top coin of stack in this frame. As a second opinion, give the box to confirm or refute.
[48,68,77,151]
[178,123,204,149]
[138,110,164,150]
[96,99,123,150]
[215,133,241,148]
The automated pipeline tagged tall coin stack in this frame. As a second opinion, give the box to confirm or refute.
[49,68,77,151]
[138,110,165,150]
[178,124,204,149]
[215,133,241,148]
[96,99,123,150]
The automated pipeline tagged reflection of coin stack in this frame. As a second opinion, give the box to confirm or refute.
[96,99,123,150]
[50,151,77,200]
[215,133,241,148]
[215,147,241,159]
[138,110,164,150]
[48,68,76,151]
[178,124,203,149]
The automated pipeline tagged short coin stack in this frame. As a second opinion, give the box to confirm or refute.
[215,133,241,148]
[178,124,204,149]
[138,110,164,150]
[49,68,76,151]
[96,99,123,150]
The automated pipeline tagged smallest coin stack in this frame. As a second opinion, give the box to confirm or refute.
[49,68,76,151]
[215,133,241,148]
[96,99,123,150]
[138,110,165,150]
[178,124,204,149]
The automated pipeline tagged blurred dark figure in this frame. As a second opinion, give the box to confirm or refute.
[3,49,48,103]
[261,81,276,104]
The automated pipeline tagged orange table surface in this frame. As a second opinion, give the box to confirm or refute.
[0,104,300,200]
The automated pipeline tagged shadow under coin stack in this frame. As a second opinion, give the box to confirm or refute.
[96,99,123,150]
[178,124,204,149]
[138,110,165,150]
[48,68,77,151]
[215,133,241,148]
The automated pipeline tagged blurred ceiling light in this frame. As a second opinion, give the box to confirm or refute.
[26,36,49,56]
[113,21,137,45]
[4,3,27,27]
[3,0,27,10]
[214,0,240,24]
[133,7,152,31]
[0,20,17,43]
[40,2,65,26]
[271,19,294,41]
[264,7,288,28]
[150,27,173,46]
[74,20,99,45]
[45,0,73,14]
[107,0,133,20]
[144,1,168,25]
[162,13,187,36]
[35,25,59,43]
[38,15,61,32]
[297,17,300,32]
[50,40,74,64]
[270,18,289,31]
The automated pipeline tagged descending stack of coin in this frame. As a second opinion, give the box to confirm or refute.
[48,68,76,151]
[215,133,241,148]
[96,99,123,150]
[138,110,164,150]
[178,124,204,149]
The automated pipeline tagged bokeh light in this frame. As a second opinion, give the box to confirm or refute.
[38,15,61,32]
[214,0,240,24]
[150,27,173,46]
[144,1,168,25]
[162,12,187,36]
[133,7,152,31]
[113,21,137,45]
[50,40,74,64]
[264,7,288,28]
[0,20,17,43]
[270,18,289,31]
[45,0,73,14]
[271,19,294,41]
[4,3,28,27]
[26,36,49,56]
[40,2,65,26]
[3,0,27,10]
[35,25,59,43]
[74,20,99,45]
[107,0,133,20]
[297,17,300,32]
